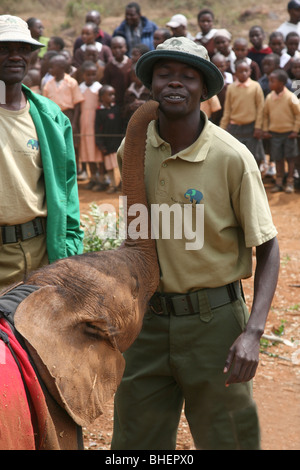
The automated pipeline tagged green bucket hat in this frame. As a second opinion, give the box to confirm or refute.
[136,37,224,101]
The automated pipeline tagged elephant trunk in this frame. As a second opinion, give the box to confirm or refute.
[122,100,158,249]
[121,99,160,294]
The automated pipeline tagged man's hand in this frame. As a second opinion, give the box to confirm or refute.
[224,237,280,387]
[253,128,262,139]
[288,131,298,139]
[263,131,272,139]
[223,329,261,386]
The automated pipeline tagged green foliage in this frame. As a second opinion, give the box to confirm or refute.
[65,0,104,19]
[81,203,124,253]
[272,319,286,337]
[1,0,287,42]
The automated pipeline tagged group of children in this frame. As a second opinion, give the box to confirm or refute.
[25,20,153,194]
[194,8,300,195]
[24,5,300,195]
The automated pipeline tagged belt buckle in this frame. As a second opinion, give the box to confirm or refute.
[21,221,35,241]
[149,295,164,315]
[149,295,171,315]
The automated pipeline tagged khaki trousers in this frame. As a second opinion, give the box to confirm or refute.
[111,296,261,450]
[0,234,48,290]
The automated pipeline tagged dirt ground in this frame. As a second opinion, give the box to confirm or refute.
[78,177,300,451]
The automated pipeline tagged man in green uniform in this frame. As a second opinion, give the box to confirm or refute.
[0,16,83,289]
[112,37,280,450]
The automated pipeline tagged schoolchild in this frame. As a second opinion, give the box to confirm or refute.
[95,85,123,193]
[73,22,112,69]
[269,31,291,68]
[194,8,218,58]
[263,68,300,193]
[78,61,104,191]
[102,36,132,114]
[220,59,265,166]
[213,29,236,72]
[247,25,272,72]
[232,37,261,80]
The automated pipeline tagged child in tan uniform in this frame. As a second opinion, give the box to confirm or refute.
[220,59,265,166]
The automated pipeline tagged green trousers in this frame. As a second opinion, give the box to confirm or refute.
[111,294,261,450]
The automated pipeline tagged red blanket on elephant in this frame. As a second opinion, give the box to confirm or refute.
[0,318,48,450]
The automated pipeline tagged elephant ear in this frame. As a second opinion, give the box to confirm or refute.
[14,286,125,427]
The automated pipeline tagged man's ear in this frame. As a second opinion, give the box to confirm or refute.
[201,83,209,101]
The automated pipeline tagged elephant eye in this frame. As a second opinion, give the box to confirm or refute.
[84,322,118,349]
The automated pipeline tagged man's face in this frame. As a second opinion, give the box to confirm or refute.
[151,59,206,118]
[0,42,32,84]
[125,7,140,27]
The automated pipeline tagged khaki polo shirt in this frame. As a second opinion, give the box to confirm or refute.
[118,112,277,293]
[0,102,47,226]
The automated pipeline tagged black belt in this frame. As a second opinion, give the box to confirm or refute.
[0,217,45,244]
[149,282,241,316]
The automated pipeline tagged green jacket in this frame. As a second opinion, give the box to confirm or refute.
[23,85,83,263]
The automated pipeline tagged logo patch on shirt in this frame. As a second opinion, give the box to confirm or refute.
[184,189,203,204]
[27,138,39,150]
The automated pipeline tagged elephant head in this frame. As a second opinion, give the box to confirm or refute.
[13,100,160,431]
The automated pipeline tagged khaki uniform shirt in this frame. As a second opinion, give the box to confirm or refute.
[0,102,47,225]
[263,87,300,133]
[220,78,265,130]
[118,112,277,293]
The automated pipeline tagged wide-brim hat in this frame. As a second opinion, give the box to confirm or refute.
[166,14,188,28]
[0,15,45,50]
[136,37,224,101]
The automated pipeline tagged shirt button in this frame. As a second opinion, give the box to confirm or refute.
[162,163,168,168]
[161,144,166,151]
[160,180,165,186]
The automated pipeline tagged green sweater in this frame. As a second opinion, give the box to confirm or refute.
[23,85,83,263]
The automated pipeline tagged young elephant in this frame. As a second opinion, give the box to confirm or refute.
[0,100,160,450]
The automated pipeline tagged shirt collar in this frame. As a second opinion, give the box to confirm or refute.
[270,88,286,100]
[148,111,213,163]
[235,77,251,87]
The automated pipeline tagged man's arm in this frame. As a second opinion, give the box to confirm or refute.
[224,236,280,385]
